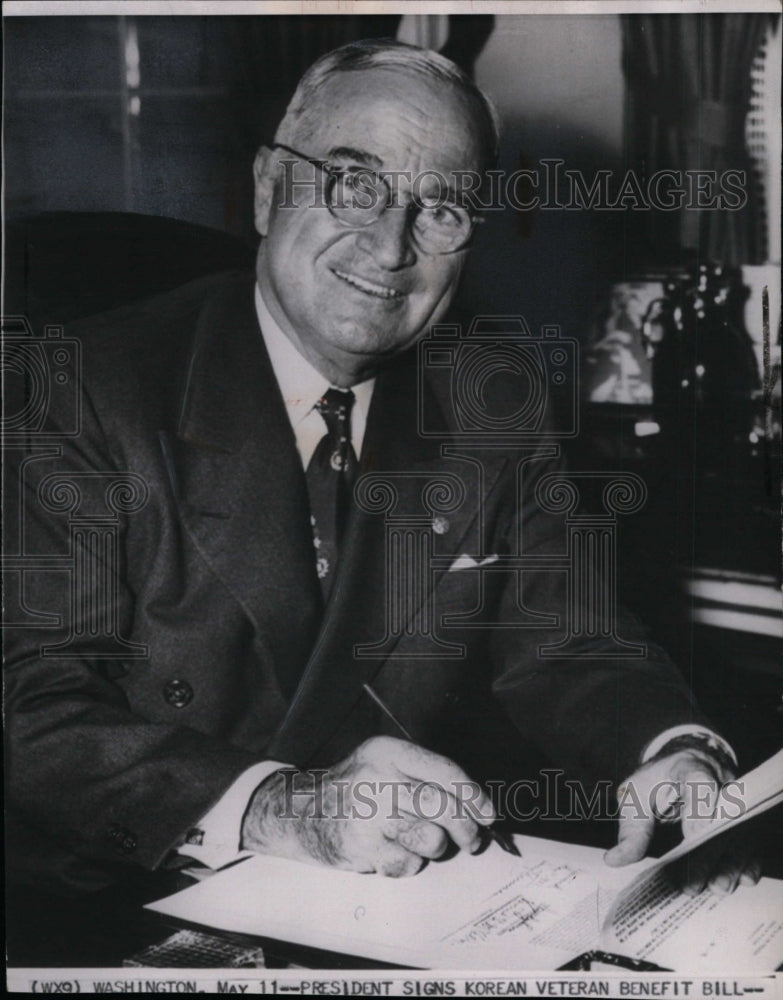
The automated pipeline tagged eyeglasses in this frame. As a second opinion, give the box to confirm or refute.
[273,143,480,255]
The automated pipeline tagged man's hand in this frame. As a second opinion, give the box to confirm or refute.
[604,748,760,893]
[241,736,495,877]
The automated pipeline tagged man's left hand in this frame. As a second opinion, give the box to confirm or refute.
[603,748,761,893]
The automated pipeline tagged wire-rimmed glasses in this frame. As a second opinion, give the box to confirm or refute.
[273,143,480,255]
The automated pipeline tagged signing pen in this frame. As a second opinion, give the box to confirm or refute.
[362,683,521,857]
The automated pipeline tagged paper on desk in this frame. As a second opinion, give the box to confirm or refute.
[647,748,783,871]
[598,749,783,971]
[148,751,783,970]
[148,834,619,969]
[600,868,783,972]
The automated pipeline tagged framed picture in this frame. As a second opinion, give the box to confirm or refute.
[582,279,667,407]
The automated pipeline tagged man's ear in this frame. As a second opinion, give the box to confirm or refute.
[253,146,277,236]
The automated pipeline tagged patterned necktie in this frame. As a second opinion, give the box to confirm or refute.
[305,388,358,599]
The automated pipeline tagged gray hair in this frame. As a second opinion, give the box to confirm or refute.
[275,38,501,169]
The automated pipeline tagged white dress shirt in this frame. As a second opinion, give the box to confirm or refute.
[255,284,375,466]
[178,285,734,870]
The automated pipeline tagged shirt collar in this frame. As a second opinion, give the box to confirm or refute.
[254,283,374,429]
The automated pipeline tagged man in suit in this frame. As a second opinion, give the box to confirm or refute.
[5,40,753,898]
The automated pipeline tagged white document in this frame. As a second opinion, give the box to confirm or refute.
[148,751,783,970]
[149,835,621,969]
[601,867,783,973]
[591,749,783,972]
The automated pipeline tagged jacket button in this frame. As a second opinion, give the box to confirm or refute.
[164,679,193,708]
[120,834,137,854]
[107,823,137,854]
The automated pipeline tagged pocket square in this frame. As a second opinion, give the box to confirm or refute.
[448,553,499,571]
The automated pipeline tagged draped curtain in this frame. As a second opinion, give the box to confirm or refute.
[622,14,769,265]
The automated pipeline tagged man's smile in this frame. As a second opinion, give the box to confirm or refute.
[331,267,407,300]
[254,64,474,381]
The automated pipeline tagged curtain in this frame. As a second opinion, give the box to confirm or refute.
[622,13,769,265]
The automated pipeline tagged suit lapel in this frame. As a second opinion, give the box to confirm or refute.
[269,353,508,764]
[166,273,322,699]
[165,280,508,763]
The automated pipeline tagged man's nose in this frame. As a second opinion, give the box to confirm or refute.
[356,205,417,270]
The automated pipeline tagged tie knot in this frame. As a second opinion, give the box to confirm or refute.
[314,388,355,440]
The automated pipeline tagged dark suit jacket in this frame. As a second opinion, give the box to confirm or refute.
[5,271,707,892]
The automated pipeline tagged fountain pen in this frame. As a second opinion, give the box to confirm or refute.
[362,683,521,857]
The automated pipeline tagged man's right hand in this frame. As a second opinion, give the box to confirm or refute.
[240,736,496,877]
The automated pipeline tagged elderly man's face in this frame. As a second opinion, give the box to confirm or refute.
[253,68,485,383]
